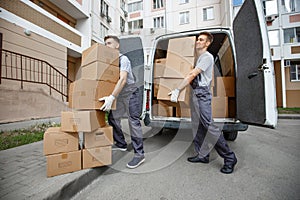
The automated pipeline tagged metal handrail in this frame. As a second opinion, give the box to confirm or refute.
[1,49,72,101]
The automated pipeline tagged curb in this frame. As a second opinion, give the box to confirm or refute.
[278,114,300,120]
[0,117,61,131]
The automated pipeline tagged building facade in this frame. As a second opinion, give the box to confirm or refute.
[126,0,233,55]
[1,0,298,122]
[262,0,300,108]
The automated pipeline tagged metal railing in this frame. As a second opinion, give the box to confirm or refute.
[1,49,72,101]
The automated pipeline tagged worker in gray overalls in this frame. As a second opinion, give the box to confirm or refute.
[169,32,237,174]
[99,35,145,169]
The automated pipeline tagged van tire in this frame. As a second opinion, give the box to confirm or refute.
[223,131,238,141]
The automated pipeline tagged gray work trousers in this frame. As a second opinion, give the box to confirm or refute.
[190,85,236,165]
[108,86,144,156]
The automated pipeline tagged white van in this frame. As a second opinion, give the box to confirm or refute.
[120,0,278,141]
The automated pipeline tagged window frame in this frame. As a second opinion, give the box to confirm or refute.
[284,27,300,44]
[128,19,143,31]
[153,16,165,28]
[179,11,190,25]
[290,64,300,82]
[179,0,189,4]
[203,6,214,21]
[100,22,108,38]
[153,0,164,10]
[128,1,143,13]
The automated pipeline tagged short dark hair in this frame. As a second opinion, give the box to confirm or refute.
[199,31,213,44]
[104,35,120,44]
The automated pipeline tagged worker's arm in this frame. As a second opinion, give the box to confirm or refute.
[99,70,128,111]
[177,67,202,90]
[169,67,202,102]
[111,70,128,97]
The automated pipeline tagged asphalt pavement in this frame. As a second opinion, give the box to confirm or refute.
[0,114,299,200]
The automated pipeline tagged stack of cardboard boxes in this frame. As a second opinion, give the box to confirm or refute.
[43,43,119,177]
[212,37,235,118]
[153,36,196,117]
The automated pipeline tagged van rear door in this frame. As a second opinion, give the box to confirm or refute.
[119,36,145,114]
[233,0,277,128]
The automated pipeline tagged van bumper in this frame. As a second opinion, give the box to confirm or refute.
[144,113,248,132]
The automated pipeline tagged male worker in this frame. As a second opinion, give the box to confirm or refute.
[168,32,237,174]
[99,35,145,169]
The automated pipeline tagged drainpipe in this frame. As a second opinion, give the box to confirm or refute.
[279,1,287,108]
[164,0,167,34]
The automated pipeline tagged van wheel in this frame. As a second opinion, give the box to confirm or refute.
[223,131,238,141]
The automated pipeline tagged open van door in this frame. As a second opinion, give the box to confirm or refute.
[119,36,145,114]
[233,0,277,128]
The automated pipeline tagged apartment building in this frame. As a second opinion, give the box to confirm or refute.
[127,0,233,55]
[263,0,300,108]
[0,0,126,122]
[2,0,296,123]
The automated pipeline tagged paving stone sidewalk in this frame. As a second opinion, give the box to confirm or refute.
[0,141,110,200]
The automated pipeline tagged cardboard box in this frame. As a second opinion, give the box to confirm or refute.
[43,127,79,155]
[212,96,228,118]
[216,77,235,97]
[218,37,234,76]
[68,79,116,110]
[81,61,119,83]
[46,150,81,177]
[84,126,113,148]
[164,53,194,78]
[176,107,191,118]
[153,78,160,97]
[167,36,196,57]
[152,100,174,117]
[82,146,112,169]
[61,110,106,132]
[154,59,166,78]
[82,43,119,67]
[157,78,190,107]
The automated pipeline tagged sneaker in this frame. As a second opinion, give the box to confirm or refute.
[126,155,145,169]
[112,144,127,151]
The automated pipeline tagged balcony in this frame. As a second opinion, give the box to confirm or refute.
[48,0,89,19]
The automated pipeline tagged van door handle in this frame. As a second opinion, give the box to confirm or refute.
[248,72,258,79]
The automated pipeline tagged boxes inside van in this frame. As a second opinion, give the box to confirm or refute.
[152,33,236,119]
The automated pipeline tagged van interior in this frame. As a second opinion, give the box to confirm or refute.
[151,32,236,120]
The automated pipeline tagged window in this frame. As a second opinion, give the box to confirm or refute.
[268,30,280,46]
[120,17,125,32]
[100,23,108,38]
[282,0,300,13]
[100,0,109,17]
[128,1,143,12]
[128,19,143,30]
[179,0,189,4]
[153,0,164,9]
[203,7,214,21]
[179,11,189,24]
[120,0,126,11]
[290,63,300,81]
[284,27,300,43]
[154,16,164,28]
